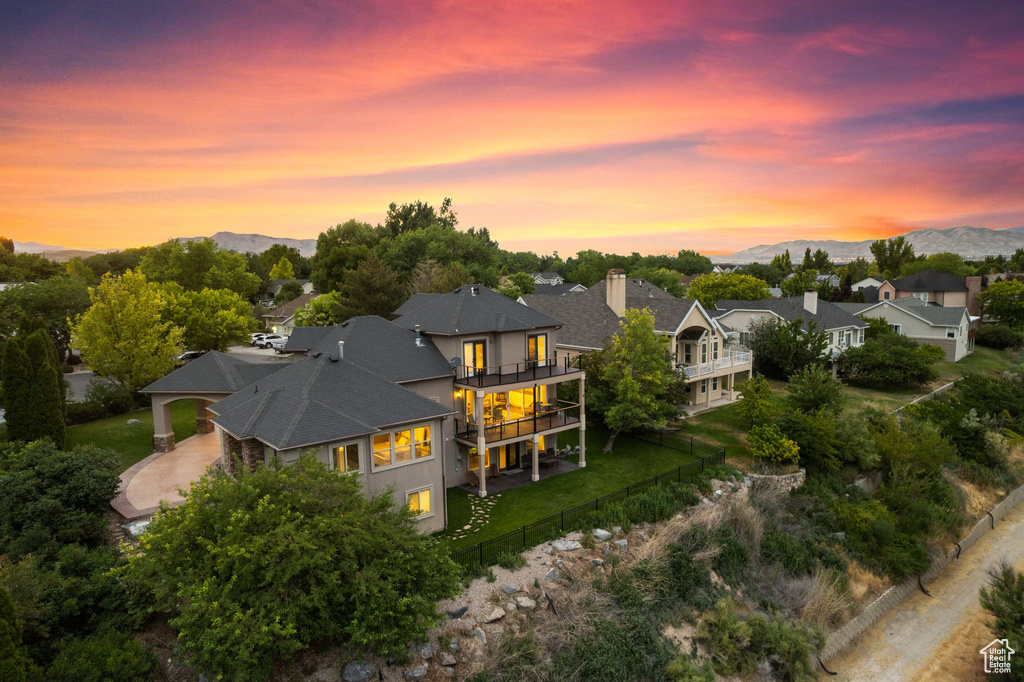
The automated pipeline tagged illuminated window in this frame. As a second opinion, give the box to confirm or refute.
[407,487,432,517]
[463,340,486,375]
[528,334,547,365]
[394,429,412,464]
[415,425,431,459]
[333,442,360,473]
[373,433,392,467]
[469,447,490,471]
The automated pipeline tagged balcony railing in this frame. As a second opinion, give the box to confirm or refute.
[681,350,751,379]
[455,401,581,443]
[455,354,583,388]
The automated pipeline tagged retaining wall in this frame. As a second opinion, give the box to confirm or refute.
[822,483,1024,661]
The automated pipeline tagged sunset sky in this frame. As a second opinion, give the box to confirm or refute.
[2,1,1023,255]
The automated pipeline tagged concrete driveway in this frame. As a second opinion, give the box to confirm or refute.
[111,431,222,519]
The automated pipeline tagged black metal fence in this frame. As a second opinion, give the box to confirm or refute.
[449,430,725,570]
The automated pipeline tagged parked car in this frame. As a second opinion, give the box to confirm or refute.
[270,337,291,353]
[251,332,270,346]
[259,334,286,349]
[177,350,206,362]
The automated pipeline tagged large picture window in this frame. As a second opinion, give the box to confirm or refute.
[372,423,434,470]
[407,487,432,518]
[333,442,360,473]
[469,447,490,471]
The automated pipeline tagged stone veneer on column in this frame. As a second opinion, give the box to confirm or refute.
[153,434,175,453]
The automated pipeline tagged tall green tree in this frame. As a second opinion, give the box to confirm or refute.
[676,249,714,276]
[870,236,915,279]
[685,273,772,309]
[294,292,342,327]
[901,252,973,278]
[600,308,677,450]
[273,281,304,305]
[786,364,844,415]
[769,250,793,273]
[331,252,409,321]
[382,197,457,238]
[71,271,182,394]
[0,277,91,362]
[735,374,775,427]
[1,329,65,447]
[978,279,1024,328]
[0,236,13,253]
[309,219,378,293]
[747,316,829,380]
[268,256,295,280]
[980,562,1024,681]
[160,285,257,352]
[258,244,304,274]
[139,239,260,298]
[780,269,818,297]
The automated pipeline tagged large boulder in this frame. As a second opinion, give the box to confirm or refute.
[342,660,377,682]
[593,528,612,541]
[552,539,582,552]
[404,664,428,681]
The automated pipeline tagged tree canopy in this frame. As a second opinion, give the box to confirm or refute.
[268,256,295,280]
[71,271,182,393]
[309,219,378,293]
[978,278,1024,328]
[870,236,915,279]
[747,316,828,380]
[1,326,65,447]
[330,252,408,321]
[161,284,257,352]
[139,238,261,298]
[685,273,772,309]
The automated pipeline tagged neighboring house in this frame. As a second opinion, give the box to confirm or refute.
[712,264,736,274]
[713,291,868,359]
[835,299,976,361]
[522,269,752,410]
[261,292,316,336]
[768,287,783,298]
[851,276,883,291]
[530,271,564,285]
[528,281,587,295]
[262,278,313,301]
[143,286,586,531]
[783,272,839,288]
[877,269,967,306]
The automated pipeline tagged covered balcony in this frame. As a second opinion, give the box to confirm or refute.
[455,355,582,389]
[455,401,581,445]
[681,350,751,379]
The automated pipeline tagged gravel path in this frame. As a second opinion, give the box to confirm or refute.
[824,502,1024,681]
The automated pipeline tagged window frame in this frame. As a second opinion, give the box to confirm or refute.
[527,333,548,366]
[331,440,362,474]
[371,422,436,472]
[462,339,487,376]
[406,485,435,520]
[946,327,957,339]
[700,379,707,394]
[890,323,902,335]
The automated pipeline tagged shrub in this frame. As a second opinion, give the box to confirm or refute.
[83,379,135,415]
[786,364,844,415]
[840,335,939,389]
[0,586,34,682]
[0,441,120,562]
[47,632,156,682]
[64,400,109,426]
[776,411,841,472]
[496,551,527,571]
[735,374,776,427]
[748,423,800,466]
[666,655,715,681]
[126,456,461,681]
[975,324,1024,349]
[551,609,673,681]
[748,316,829,380]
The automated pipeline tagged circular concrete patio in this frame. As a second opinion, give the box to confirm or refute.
[110,431,222,519]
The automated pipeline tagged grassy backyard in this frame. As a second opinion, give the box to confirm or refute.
[441,423,704,550]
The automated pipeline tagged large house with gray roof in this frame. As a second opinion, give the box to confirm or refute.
[142,285,585,532]
[713,291,868,359]
[521,270,752,411]
[835,299,976,361]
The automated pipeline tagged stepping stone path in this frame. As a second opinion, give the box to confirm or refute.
[447,493,501,540]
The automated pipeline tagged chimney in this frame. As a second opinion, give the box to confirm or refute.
[606,269,626,317]
[803,290,818,315]
[337,339,344,358]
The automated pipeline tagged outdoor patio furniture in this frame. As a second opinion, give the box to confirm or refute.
[466,469,480,488]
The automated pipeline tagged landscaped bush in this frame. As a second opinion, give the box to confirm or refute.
[47,631,156,682]
[840,335,939,389]
[126,456,461,681]
[64,379,138,426]
[786,364,845,415]
[665,655,715,682]
[975,324,1024,349]
[574,481,700,533]
[0,586,35,682]
[64,400,109,426]
[496,551,527,571]
[0,441,121,562]
[776,411,841,472]
[748,423,800,466]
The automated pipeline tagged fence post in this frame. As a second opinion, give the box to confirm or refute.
[690,436,694,456]
[660,430,663,447]
[522,525,526,548]
[561,510,564,532]
[626,484,630,498]
[479,543,483,566]
[677,466,681,483]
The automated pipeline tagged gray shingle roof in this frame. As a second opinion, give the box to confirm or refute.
[282,325,336,352]
[846,299,969,326]
[209,355,453,450]
[714,296,868,332]
[531,272,562,280]
[393,285,562,335]
[529,282,586,295]
[521,278,708,349]
[393,293,441,316]
[890,270,967,292]
[141,351,284,394]
[262,293,315,321]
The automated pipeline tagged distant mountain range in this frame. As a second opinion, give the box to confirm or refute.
[15,225,1024,263]
[714,225,1024,263]
[177,231,318,257]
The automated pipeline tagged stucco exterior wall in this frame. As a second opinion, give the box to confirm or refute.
[857,304,971,361]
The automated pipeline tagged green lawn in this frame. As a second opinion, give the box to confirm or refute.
[935,346,1019,381]
[64,399,198,471]
[440,422,702,550]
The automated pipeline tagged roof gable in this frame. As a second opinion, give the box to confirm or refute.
[142,351,284,394]
[393,285,562,334]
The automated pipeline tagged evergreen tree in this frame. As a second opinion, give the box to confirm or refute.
[2,329,66,447]
[331,252,409,320]
[0,338,32,440]
[0,586,33,682]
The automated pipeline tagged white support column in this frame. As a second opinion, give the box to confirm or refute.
[475,391,487,497]
[531,434,540,482]
[577,375,586,468]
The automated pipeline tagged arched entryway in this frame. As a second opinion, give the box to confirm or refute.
[150,393,232,452]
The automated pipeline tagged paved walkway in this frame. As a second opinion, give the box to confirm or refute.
[111,432,221,519]
[824,502,1024,680]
